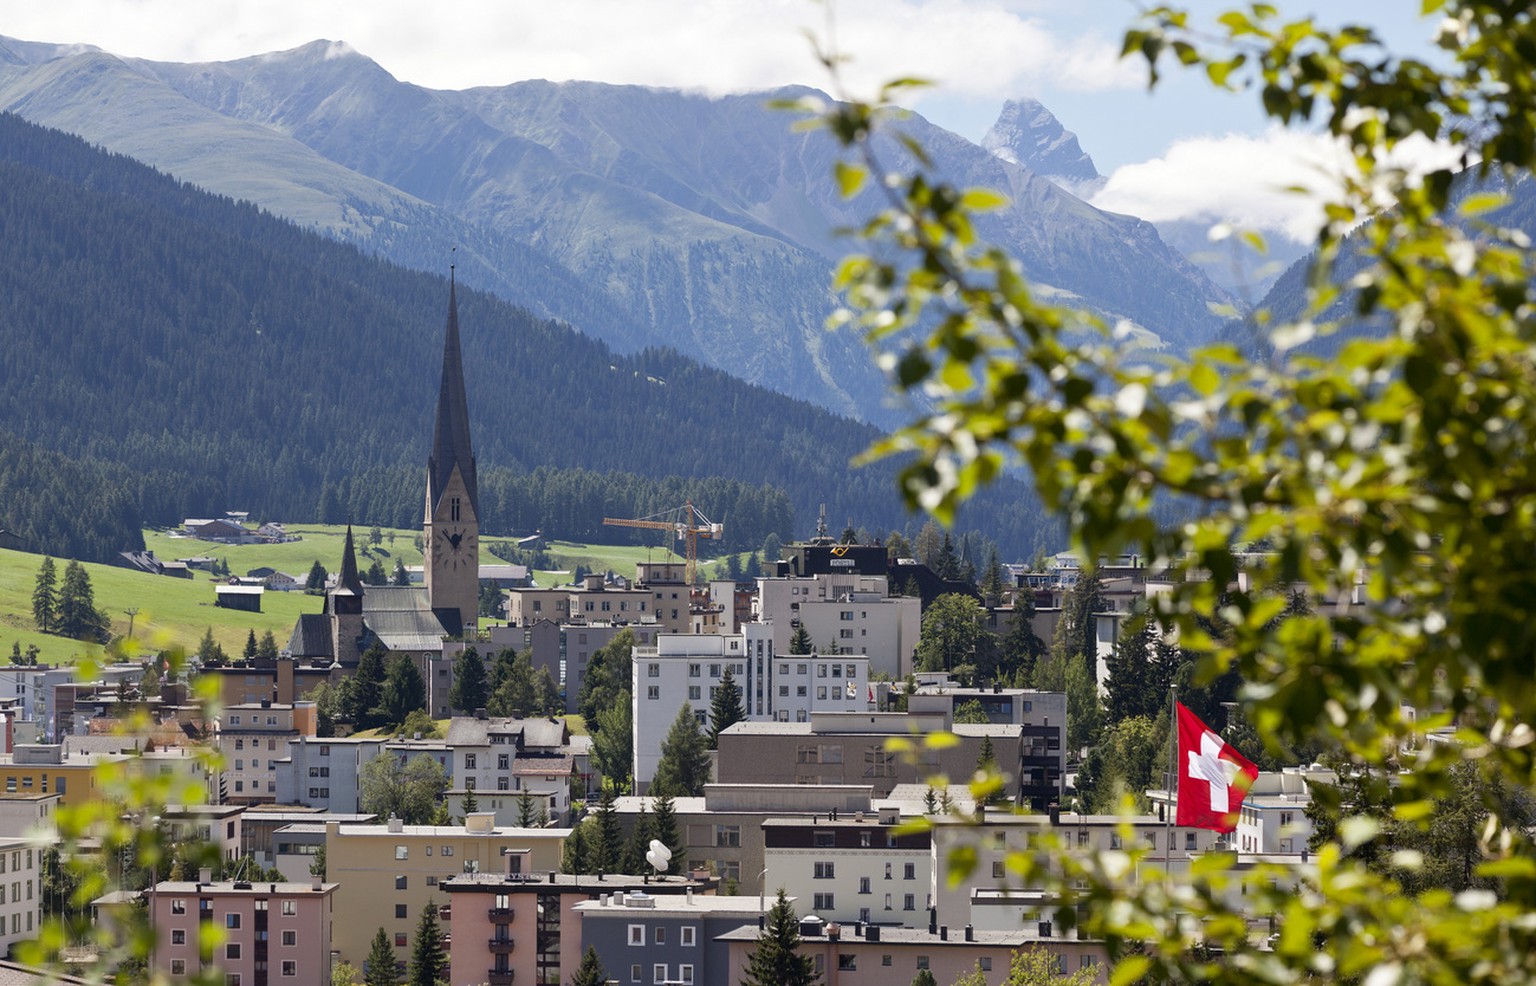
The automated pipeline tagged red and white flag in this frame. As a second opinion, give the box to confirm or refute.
[1175,701,1258,833]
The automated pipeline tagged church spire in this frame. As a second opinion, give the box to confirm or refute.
[337,524,365,596]
[427,270,478,518]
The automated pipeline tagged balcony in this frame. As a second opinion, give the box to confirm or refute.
[489,938,515,954]
[488,907,515,920]
[487,971,514,985]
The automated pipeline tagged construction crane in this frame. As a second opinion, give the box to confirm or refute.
[603,500,722,585]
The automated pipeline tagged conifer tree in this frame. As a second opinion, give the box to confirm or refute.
[382,655,427,727]
[742,889,819,986]
[306,560,328,592]
[569,947,607,986]
[560,820,588,875]
[1000,591,1047,686]
[707,665,745,749]
[651,704,711,798]
[622,803,654,874]
[364,927,398,986]
[448,647,488,714]
[243,629,258,660]
[351,644,389,730]
[461,787,478,816]
[592,786,621,873]
[56,560,104,641]
[257,630,279,662]
[406,901,447,986]
[652,793,682,868]
[32,557,57,633]
[789,623,813,655]
[392,557,411,587]
[517,789,537,828]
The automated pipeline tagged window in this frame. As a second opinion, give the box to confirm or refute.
[396,876,408,890]
[653,965,667,985]
[1038,920,1054,938]
[883,955,893,966]
[1185,832,1197,850]
[395,845,409,860]
[282,930,296,946]
[689,686,701,701]
[629,924,645,946]
[904,862,916,880]
[498,754,509,770]
[172,929,186,945]
[859,877,871,894]
[714,825,740,847]
[903,894,916,910]
[817,686,827,700]
[993,861,1005,878]
[917,956,930,970]
[648,663,660,678]
[839,955,858,971]
[631,966,642,984]
[648,686,660,701]
[281,961,297,977]
[171,960,186,975]
[226,913,241,929]
[281,900,296,916]
[654,927,666,945]
[172,899,186,914]
[396,904,408,918]
[396,933,407,947]
[679,965,694,984]
[689,664,701,678]
[442,846,454,856]
[980,957,993,971]
[226,976,241,986]
[814,892,834,909]
[814,831,836,847]
[681,926,697,947]
[226,944,241,960]
[813,862,836,879]
[465,754,477,769]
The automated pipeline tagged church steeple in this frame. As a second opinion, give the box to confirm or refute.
[337,525,365,597]
[427,272,477,520]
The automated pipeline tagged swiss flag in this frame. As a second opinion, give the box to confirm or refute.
[1175,702,1258,833]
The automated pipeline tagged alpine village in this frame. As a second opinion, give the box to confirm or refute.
[0,7,1531,986]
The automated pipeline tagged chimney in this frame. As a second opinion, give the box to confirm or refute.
[867,925,881,943]
[198,867,212,885]
[312,874,322,892]
[686,888,694,905]
[964,925,974,942]
[940,925,948,941]
[1049,802,1060,826]
[929,908,937,934]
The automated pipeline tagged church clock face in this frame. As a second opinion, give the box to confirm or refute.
[435,526,475,570]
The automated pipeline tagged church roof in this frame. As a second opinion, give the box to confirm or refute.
[361,586,456,651]
[428,276,478,518]
[335,525,365,597]
[287,614,334,659]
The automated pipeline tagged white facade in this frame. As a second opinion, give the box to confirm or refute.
[762,818,932,925]
[755,576,921,679]
[631,628,872,793]
[0,839,43,950]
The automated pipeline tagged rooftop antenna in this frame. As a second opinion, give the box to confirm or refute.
[817,503,828,539]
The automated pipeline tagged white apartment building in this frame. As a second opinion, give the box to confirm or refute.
[631,628,872,793]
[0,839,43,951]
[762,811,934,925]
[215,702,318,804]
[755,575,921,679]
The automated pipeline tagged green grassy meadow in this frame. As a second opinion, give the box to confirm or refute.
[0,525,739,666]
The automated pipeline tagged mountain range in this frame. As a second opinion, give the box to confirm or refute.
[0,35,1233,425]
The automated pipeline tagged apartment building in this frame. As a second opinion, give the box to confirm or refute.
[0,743,211,808]
[215,702,318,805]
[755,574,922,679]
[444,871,713,986]
[907,679,1067,809]
[761,811,932,925]
[0,839,43,952]
[325,813,569,966]
[147,877,336,986]
[574,890,772,986]
[445,715,574,823]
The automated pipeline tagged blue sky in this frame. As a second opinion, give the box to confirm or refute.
[4,1,1444,242]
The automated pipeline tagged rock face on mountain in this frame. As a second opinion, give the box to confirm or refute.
[983,98,1100,186]
[0,37,1231,423]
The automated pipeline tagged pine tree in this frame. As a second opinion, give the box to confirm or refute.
[306,560,328,592]
[406,901,447,986]
[366,558,389,586]
[569,947,607,986]
[448,647,488,713]
[1000,591,1047,686]
[652,793,683,869]
[622,803,655,874]
[351,644,389,730]
[392,558,411,586]
[910,971,938,986]
[461,787,478,816]
[257,630,279,662]
[31,557,56,633]
[592,786,621,873]
[56,560,104,640]
[243,629,258,660]
[561,820,588,875]
[742,889,819,986]
[196,626,227,664]
[382,655,427,727]
[981,548,1006,608]
[364,927,398,986]
[707,665,745,749]
[789,624,814,655]
[517,789,536,827]
[651,704,711,798]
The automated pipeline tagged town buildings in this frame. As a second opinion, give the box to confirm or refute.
[147,877,336,986]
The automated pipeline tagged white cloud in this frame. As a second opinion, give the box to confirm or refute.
[1,0,1139,102]
[1089,126,1466,244]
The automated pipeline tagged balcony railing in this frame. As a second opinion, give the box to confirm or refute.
[489,938,515,953]
[488,907,514,919]
[487,971,514,985]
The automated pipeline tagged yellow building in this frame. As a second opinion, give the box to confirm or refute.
[325,812,569,966]
[0,744,212,809]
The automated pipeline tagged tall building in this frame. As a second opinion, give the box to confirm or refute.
[423,274,480,632]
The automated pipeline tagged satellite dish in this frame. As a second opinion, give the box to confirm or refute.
[646,839,672,874]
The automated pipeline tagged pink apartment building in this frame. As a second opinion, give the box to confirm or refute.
[148,876,337,986]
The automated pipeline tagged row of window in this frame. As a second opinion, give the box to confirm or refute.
[394,844,456,859]
[462,754,513,770]
[626,924,697,946]
[169,900,298,916]
[809,892,921,911]
[630,963,692,984]
[226,715,282,726]
[171,927,301,947]
[168,963,297,980]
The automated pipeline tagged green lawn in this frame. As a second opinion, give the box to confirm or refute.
[0,525,747,666]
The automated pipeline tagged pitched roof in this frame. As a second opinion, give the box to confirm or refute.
[287,614,334,659]
[335,525,364,597]
[428,275,477,518]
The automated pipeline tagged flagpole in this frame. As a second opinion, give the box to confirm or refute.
[1164,685,1177,879]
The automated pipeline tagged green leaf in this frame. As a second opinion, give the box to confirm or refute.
[834,160,867,199]
[960,188,1009,212]
[1110,955,1151,986]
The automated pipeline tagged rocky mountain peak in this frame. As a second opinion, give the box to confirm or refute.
[982,97,1099,184]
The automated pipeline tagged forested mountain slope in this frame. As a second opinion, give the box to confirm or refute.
[0,112,1057,561]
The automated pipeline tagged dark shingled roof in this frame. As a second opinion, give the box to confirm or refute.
[287,614,334,659]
